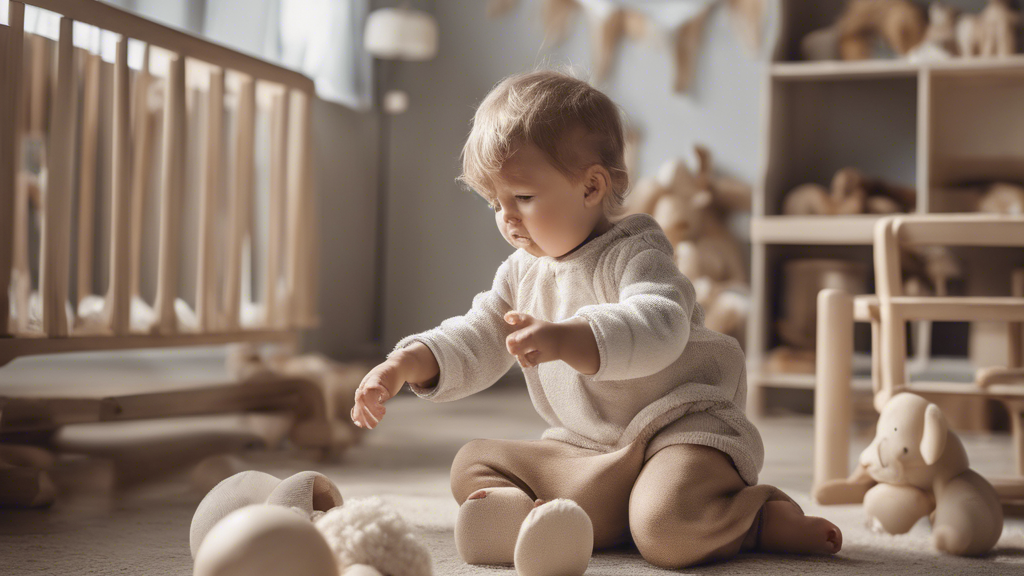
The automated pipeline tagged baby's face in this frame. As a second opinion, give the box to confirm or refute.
[488,144,605,258]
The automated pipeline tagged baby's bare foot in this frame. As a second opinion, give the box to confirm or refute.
[758,501,842,555]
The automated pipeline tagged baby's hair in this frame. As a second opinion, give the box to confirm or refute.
[458,68,630,217]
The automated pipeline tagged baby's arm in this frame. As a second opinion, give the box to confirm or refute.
[388,257,518,400]
[570,238,696,381]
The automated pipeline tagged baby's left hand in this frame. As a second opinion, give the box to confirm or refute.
[504,311,563,368]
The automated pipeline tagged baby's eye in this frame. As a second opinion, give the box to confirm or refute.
[515,195,533,202]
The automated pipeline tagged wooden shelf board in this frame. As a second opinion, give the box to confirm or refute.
[771,55,1024,81]
[751,215,888,244]
[0,330,299,364]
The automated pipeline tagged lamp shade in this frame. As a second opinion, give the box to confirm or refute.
[363,7,439,61]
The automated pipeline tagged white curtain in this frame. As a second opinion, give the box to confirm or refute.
[264,0,373,111]
[0,0,373,111]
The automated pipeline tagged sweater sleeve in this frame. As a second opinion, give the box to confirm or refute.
[387,256,518,402]
[570,236,695,381]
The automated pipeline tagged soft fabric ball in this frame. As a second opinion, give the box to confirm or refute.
[193,504,338,576]
[514,499,593,576]
[315,497,432,576]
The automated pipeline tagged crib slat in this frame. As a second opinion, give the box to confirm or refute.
[266,91,289,329]
[76,52,102,305]
[1,2,25,337]
[40,17,76,337]
[285,90,311,329]
[196,67,224,332]
[301,102,318,328]
[223,76,256,331]
[129,44,152,300]
[152,54,186,334]
[106,36,132,335]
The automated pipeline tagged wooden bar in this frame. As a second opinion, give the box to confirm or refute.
[39,17,76,337]
[887,297,1024,322]
[301,97,317,327]
[1011,270,1024,369]
[285,90,310,328]
[76,51,102,304]
[25,0,313,92]
[223,76,256,330]
[1,2,25,337]
[106,36,132,335]
[196,68,224,331]
[813,289,853,493]
[151,55,186,334]
[129,44,152,300]
[266,91,289,329]
[894,215,1024,247]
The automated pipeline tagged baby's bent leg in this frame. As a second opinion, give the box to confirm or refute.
[455,486,535,565]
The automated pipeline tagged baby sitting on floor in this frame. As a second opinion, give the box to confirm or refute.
[351,70,842,571]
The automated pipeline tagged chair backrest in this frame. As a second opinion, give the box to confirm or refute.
[873,215,1024,299]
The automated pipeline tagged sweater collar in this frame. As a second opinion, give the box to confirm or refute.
[523,212,661,265]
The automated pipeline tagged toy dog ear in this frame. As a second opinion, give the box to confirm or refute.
[920,403,948,466]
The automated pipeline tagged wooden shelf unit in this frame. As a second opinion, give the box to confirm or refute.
[747,0,1024,415]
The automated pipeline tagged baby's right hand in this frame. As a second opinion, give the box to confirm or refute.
[351,361,403,430]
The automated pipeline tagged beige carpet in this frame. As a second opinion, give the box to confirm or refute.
[3,370,1024,575]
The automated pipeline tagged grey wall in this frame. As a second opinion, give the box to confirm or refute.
[382,3,766,349]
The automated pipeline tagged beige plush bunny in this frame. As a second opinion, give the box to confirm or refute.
[816,393,1003,556]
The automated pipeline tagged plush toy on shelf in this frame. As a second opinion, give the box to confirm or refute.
[836,0,927,60]
[908,2,959,61]
[191,470,433,576]
[957,0,1020,58]
[782,167,915,216]
[815,393,1004,556]
[977,182,1024,214]
[624,145,752,342]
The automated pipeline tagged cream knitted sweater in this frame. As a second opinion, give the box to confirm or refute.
[388,213,764,485]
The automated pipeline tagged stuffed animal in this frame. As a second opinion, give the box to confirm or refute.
[624,145,751,340]
[978,182,1024,215]
[815,393,1004,556]
[191,470,433,576]
[836,0,927,60]
[908,2,959,61]
[782,168,914,216]
[958,0,1020,57]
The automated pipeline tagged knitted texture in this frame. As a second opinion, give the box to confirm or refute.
[315,497,433,576]
[390,213,764,485]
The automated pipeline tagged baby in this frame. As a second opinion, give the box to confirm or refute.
[351,70,842,570]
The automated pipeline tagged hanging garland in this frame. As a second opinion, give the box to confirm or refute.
[486,0,767,92]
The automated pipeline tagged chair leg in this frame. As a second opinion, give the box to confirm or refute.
[814,289,854,495]
[1007,400,1024,477]
[1010,270,1023,369]
[877,303,907,412]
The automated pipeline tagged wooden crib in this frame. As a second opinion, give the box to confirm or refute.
[0,1,336,449]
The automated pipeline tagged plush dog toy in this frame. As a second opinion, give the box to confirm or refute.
[837,0,927,60]
[816,393,1003,556]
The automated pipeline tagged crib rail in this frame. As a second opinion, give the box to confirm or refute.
[0,0,320,364]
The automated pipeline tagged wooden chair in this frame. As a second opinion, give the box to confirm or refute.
[813,214,1024,504]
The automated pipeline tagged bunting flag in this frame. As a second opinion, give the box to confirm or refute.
[486,0,767,93]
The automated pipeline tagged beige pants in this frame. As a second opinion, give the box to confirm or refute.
[450,436,795,569]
